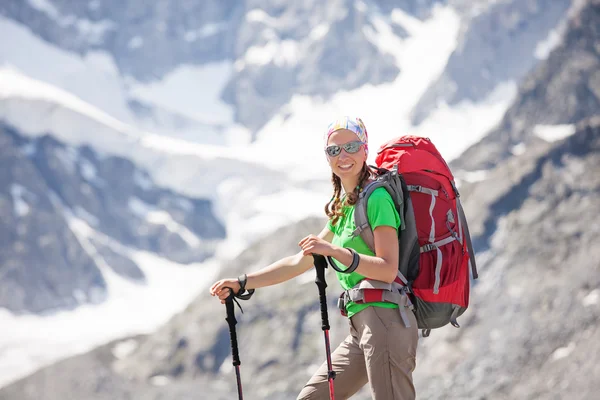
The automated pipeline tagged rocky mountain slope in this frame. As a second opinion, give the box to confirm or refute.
[0,123,224,314]
[451,0,599,172]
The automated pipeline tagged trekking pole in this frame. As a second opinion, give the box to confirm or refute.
[312,254,336,400]
[225,289,244,400]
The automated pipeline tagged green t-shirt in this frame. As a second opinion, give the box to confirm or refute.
[326,187,401,318]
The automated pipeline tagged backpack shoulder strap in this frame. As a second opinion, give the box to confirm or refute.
[352,167,408,253]
[352,179,382,253]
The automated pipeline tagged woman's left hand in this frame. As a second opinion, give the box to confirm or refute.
[298,234,337,257]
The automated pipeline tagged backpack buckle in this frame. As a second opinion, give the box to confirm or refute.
[337,292,348,317]
[420,243,437,253]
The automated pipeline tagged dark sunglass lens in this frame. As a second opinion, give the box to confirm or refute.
[344,141,362,153]
[326,145,341,156]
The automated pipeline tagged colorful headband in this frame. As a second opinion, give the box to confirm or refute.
[324,116,369,155]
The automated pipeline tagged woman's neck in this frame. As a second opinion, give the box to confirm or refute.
[341,177,360,194]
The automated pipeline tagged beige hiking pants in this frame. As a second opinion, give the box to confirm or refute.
[297,306,418,400]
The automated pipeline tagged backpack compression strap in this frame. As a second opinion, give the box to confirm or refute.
[456,197,478,279]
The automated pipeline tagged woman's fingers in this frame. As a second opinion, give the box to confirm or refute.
[298,234,317,247]
[210,279,237,298]
[299,235,318,253]
[218,289,231,301]
[210,281,225,295]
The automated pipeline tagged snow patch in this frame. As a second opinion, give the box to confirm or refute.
[126,62,234,126]
[245,40,300,67]
[74,206,99,227]
[582,289,599,307]
[79,158,101,184]
[27,0,61,20]
[111,339,139,360]
[533,124,576,142]
[551,343,576,361]
[363,13,407,66]
[390,8,424,36]
[10,184,31,217]
[128,197,201,247]
[184,23,227,42]
[246,9,278,26]
[534,28,562,60]
[0,67,137,138]
[0,17,124,121]
[310,24,330,40]
[511,142,526,155]
[150,375,171,387]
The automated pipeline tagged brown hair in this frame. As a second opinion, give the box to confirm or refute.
[325,163,372,226]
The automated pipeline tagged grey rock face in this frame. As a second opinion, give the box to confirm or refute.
[0,123,225,314]
[452,0,600,172]
[411,0,572,124]
[0,125,106,314]
[222,0,402,134]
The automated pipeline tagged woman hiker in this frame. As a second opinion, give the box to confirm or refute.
[209,116,419,400]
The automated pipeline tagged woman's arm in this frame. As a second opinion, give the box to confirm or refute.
[301,225,399,283]
[210,224,334,302]
[331,226,398,283]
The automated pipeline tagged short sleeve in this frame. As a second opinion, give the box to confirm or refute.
[366,187,401,230]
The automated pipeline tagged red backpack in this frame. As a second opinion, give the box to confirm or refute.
[340,135,478,336]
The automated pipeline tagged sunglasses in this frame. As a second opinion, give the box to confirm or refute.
[325,141,365,157]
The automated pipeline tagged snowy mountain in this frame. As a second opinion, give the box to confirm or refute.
[0,0,597,397]
[0,121,225,314]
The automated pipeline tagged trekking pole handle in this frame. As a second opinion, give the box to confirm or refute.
[225,289,241,366]
[312,254,330,331]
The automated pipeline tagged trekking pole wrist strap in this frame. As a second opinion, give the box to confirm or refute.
[236,274,255,300]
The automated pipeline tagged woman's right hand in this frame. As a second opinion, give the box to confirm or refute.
[209,278,241,304]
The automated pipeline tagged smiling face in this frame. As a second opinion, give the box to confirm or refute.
[326,128,367,180]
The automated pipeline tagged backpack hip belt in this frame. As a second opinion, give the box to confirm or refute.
[337,279,415,328]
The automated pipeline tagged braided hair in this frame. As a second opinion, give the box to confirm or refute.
[325,163,372,226]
